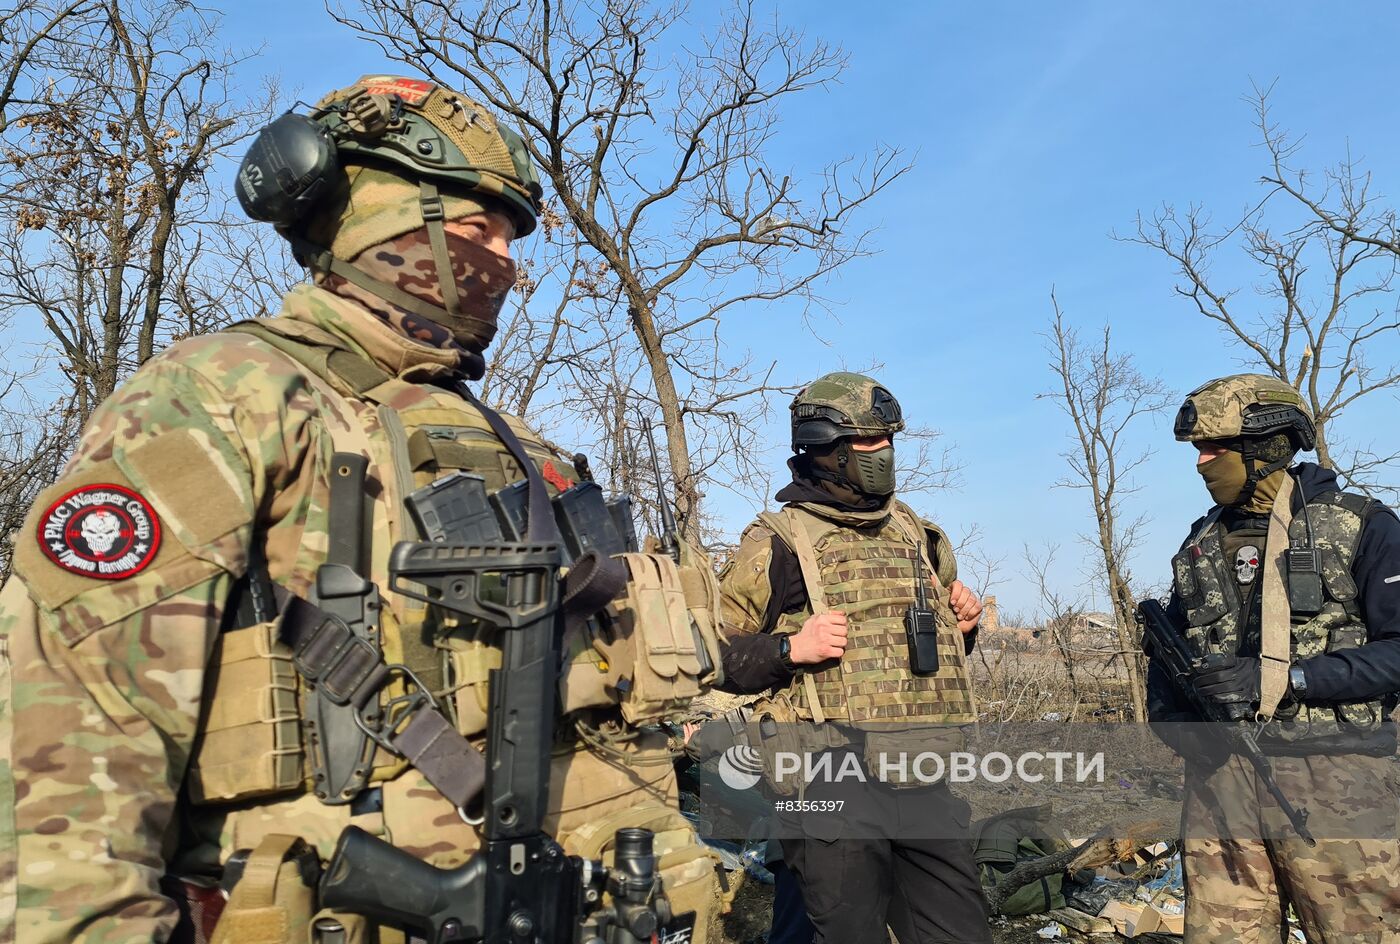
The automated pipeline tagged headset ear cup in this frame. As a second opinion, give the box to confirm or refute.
[236,113,341,227]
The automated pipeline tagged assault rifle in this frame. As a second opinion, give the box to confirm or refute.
[642,422,681,564]
[1136,598,1316,846]
[317,471,672,942]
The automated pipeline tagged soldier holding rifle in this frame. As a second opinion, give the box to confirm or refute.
[1147,374,1400,943]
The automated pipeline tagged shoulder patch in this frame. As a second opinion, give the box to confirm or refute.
[541,459,573,493]
[36,484,161,580]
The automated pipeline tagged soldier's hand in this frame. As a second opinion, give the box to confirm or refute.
[1192,653,1260,711]
[949,580,983,634]
[790,611,848,664]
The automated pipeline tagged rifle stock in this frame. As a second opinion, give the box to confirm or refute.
[1136,598,1316,846]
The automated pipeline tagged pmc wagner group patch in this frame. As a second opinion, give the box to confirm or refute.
[38,484,161,579]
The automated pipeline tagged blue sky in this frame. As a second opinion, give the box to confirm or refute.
[192,3,1400,613]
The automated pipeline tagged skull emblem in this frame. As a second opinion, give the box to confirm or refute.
[81,510,123,556]
[1235,544,1260,584]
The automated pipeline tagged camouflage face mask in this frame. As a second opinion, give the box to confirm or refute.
[1199,450,1248,506]
[324,223,516,377]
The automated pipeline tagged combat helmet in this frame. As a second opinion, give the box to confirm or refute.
[791,372,905,450]
[234,76,542,373]
[1175,373,1315,505]
[1174,373,1315,451]
[236,75,541,236]
[791,372,905,496]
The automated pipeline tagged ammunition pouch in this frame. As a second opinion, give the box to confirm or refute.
[750,693,848,797]
[212,834,318,944]
[188,619,304,804]
[596,552,723,726]
[675,540,726,688]
[860,724,968,789]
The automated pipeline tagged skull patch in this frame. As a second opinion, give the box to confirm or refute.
[37,483,161,579]
[1235,545,1260,584]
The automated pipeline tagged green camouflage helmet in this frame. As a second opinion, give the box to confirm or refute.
[791,371,905,451]
[312,75,542,235]
[1174,373,1316,451]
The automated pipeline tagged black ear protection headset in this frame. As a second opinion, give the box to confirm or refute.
[234,111,345,228]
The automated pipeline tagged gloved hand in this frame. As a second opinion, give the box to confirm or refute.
[1191,653,1260,712]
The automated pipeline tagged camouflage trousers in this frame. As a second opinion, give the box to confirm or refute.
[1181,752,1400,944]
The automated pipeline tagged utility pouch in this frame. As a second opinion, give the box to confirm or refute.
[1286,547,1325,616]
[212,834,319,944]
[676,540,725,687]
[904,605,940,676]
[752,694,807,797]
[602,552,705,724]
[187,619,304,804]
[1186,548,1236,626]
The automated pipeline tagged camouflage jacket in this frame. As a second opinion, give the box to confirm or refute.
[0,286,684,942]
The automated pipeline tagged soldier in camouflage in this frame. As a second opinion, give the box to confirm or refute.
[0,75,720,943]
[716,372,992,944]
[1151,373,1400,944]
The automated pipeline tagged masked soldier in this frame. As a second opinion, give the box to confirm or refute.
[1151,373,1400,944]
[716,372,992,944]
[0,75,722,943]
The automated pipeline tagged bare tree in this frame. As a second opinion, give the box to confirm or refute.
[0,0,283,419]
[1125,86,1400,493]
[331,0,908,539]
[1024,542,1084,710]
[1040,293,1171,722]
[0,0,292,581]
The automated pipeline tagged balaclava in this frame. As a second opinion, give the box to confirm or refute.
[1198,432,1296,511]
[305,163,517,378]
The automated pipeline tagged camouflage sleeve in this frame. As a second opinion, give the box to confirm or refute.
[716,524,777,638]
[914,515,958,588]
[1,356,257,943]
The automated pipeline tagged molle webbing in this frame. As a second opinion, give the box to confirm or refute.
[1173,486,1389,745]
[772,504,976,725]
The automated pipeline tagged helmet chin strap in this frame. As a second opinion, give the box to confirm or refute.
[419,180,465,331]
[1235,437,1292,507]
[286,179,495,352]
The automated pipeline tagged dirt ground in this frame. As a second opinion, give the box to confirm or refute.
[714,878,1121,944]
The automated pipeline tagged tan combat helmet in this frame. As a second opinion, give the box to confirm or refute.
[309,75,541,237]
[236,75,543,365]
[790,371,905,451]
[1173,373,1316,451]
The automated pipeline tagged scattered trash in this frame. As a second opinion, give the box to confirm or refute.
[1099,899,1184,937]
[1035,921,1064,939]
[1041,711,1064,722]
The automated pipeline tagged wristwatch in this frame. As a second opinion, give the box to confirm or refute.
[778,635,798,673]
[1289,664,1308,698]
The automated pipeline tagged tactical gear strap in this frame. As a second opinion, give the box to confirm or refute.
[420,180,464,327]
[278,589,487,810]
[456,381,561,543]
[783,506,828,725]
[288,234,466,330]
[1258,472,1297,721]
[888,506,944,595]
